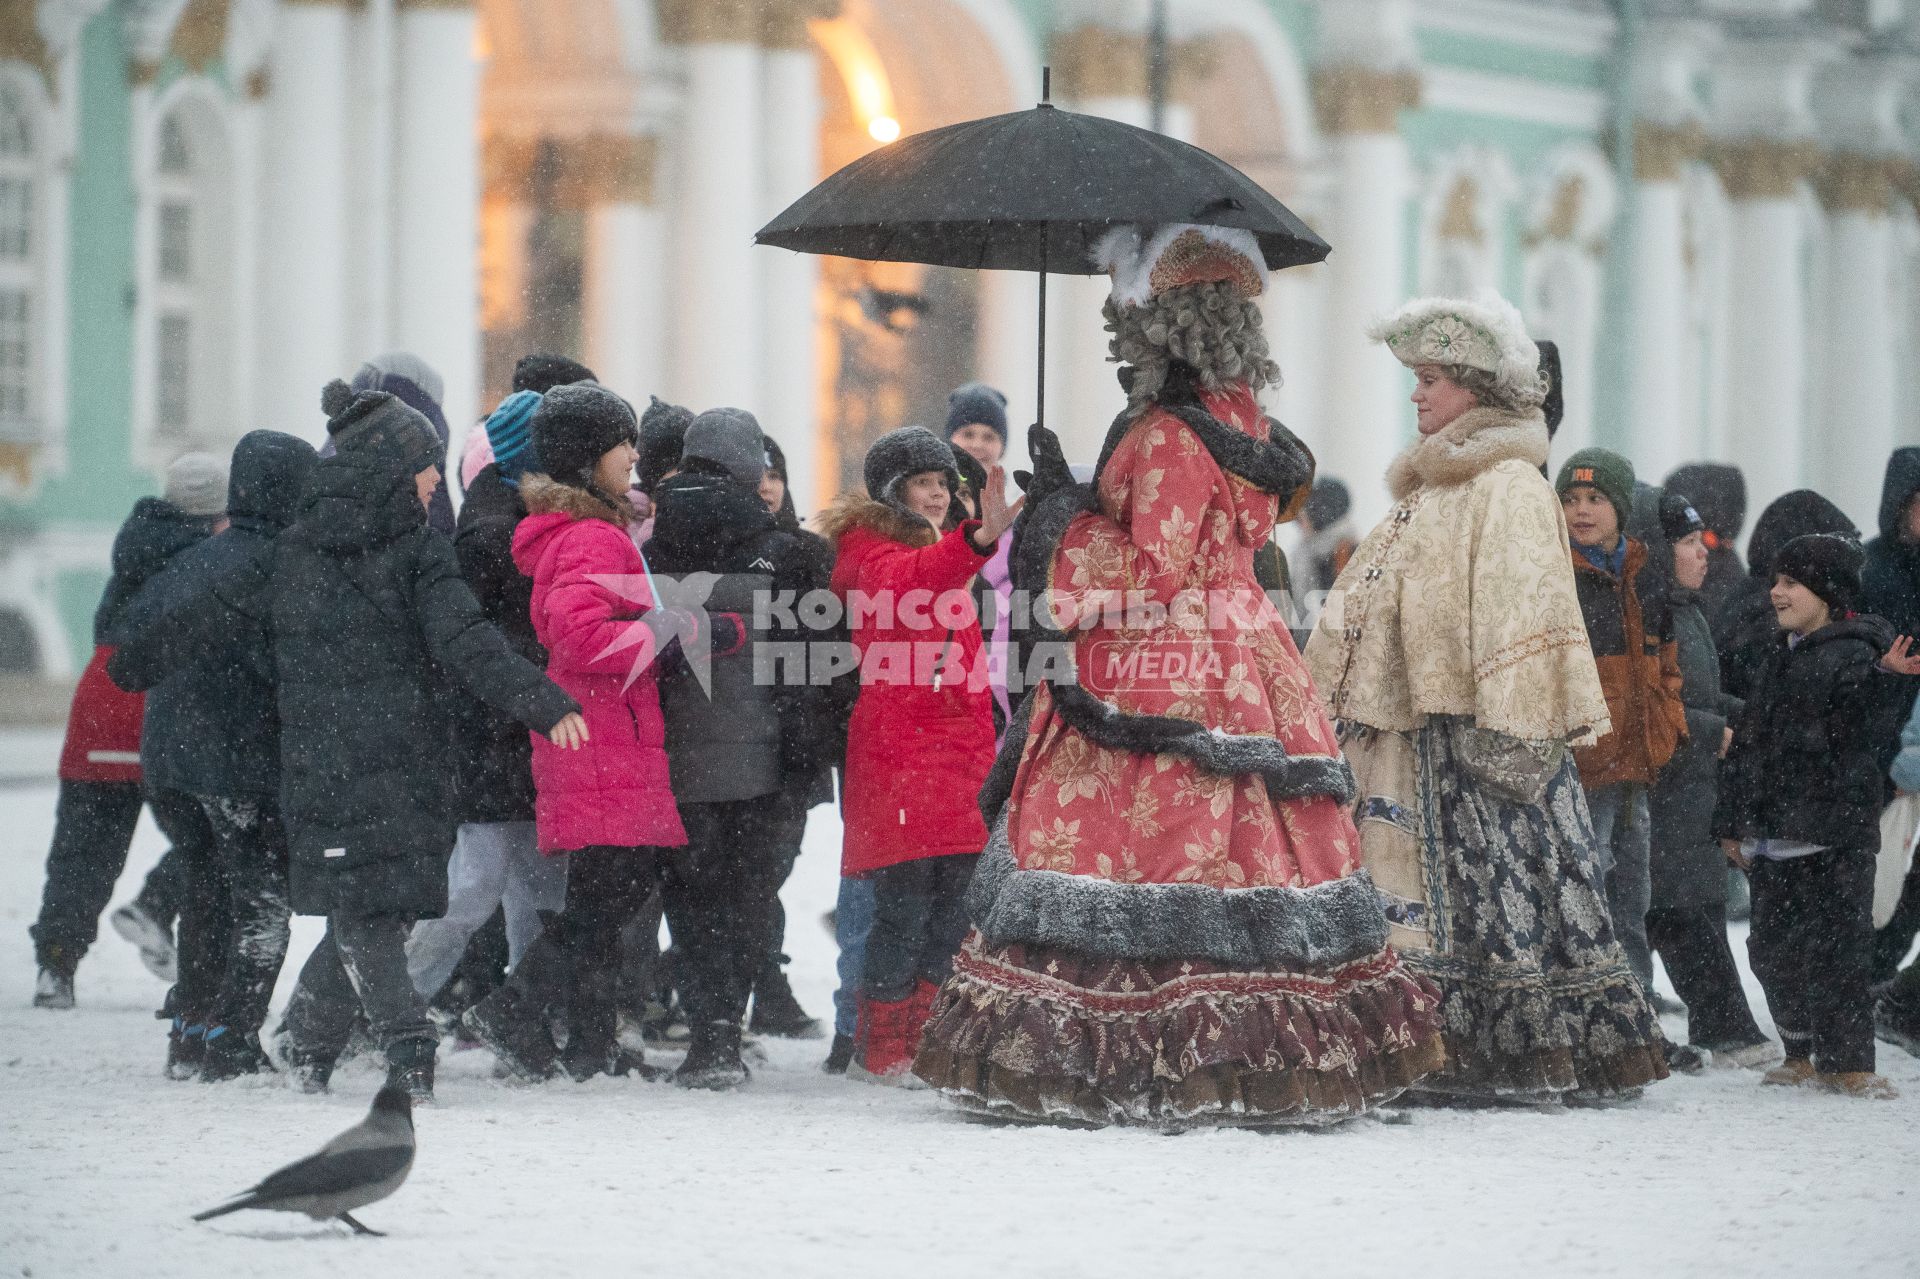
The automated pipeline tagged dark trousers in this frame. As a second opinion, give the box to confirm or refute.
[184,795,291,1036]
[1871,866,1920,984]
[147,787,221,1021]
[1748,847,1876,1074]
[862,853,979,1002]
[284,913,436,1058]
[661,798,794,1027]
[548,847,656,1066]
[1647,902,1766,1049]
[747,788,810,983]
[29,779,180,972]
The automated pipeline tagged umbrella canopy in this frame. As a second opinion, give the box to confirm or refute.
[756,103,1329,275]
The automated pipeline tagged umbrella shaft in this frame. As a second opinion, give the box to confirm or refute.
[1036,269,1047,433]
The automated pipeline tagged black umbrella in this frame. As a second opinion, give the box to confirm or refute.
[756,76,1330,428]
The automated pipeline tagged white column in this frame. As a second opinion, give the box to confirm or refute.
[1319,123,1414,526]
[391,0,481,441]
[1722,188,1808,510]
[257,2,352,438]
[583,203,663,405]
[666,37,762,415]
[977,269,1038,478]
[760,38,823,515]
[1625,144,1693,483]
[1821,184,1897,526]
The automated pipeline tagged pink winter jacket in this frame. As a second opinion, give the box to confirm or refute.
[512,475,687,854]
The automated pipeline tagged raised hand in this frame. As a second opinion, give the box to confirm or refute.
[972,463,1027,552]
[1881,635,1920,676]
[1019,422,1075,506]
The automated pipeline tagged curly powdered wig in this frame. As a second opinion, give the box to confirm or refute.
[1103,280,1282,410]
[1429,361,1545,415]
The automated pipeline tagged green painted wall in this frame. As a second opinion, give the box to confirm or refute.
[1414,28,1604,92]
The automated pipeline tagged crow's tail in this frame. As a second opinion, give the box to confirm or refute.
[192,1197,256,1222]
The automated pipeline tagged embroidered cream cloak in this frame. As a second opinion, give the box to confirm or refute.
[1304,406,1611,747]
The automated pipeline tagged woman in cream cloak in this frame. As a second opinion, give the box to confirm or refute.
[1304,291,1668,1102]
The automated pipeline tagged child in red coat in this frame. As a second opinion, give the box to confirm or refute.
[817,426,1021,1082]
[474,384,687,1083]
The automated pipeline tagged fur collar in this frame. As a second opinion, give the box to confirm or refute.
[518,473,635,526]
[815,492,938,548]
[1386,406,1549,500]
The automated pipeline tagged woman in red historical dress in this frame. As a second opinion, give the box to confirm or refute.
[914,224,1446,1127]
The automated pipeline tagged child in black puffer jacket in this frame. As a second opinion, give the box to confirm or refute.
[1713,533,1920,1100]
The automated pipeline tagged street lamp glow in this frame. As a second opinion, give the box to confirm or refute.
[868,116,900,143]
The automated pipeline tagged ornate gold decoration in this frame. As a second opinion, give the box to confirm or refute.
[1438,175,1482,245]
[1818,151,1895,215]
[1894,159,1920,218]
[762,0,839,49]
[1523,175,1585,248]
[0,441,34,489]
[168,0,228,71]
[483,133,660,208]
[1051,25,1148,100]
[1631,119,1707,183]
[245,66,271,99]
[1709,137,1822,200]
[656,0,760,45]
[0,3,57,88]
[1311,64,1421,136]
[128,57,161,86]
[397,0,474,9]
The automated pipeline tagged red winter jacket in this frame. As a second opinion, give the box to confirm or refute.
[513,476,686,855]
[818,494,995,875]
[59,646,145,783]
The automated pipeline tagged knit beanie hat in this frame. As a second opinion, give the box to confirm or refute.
[683,408,771,487]
[1659,490,1707,544]
[864,426,960,518]
[512,353,597,394]
[484,390,542,483]
[532,383,638,487]
[945,382,1009,444]
[1556,447,1636,522]
[1772,533,1864,614]
[321,379,442,473]
[163,452,229,517]
[1303,477,1351,531]
[637,395,695,492]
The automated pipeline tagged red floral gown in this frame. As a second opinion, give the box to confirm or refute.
[914,381,1445,1127]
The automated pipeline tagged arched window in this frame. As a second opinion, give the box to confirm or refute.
[0,78,37,442]
[143,97,232,448]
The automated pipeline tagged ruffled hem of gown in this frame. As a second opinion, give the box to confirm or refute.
[912,931,1448,1130]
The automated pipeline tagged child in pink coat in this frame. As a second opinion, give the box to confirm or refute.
[471,384,687,1082]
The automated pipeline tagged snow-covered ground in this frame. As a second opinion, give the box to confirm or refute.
[2,732,1916,1278]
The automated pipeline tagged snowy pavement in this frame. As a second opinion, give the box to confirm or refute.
[2,741,1917,1277]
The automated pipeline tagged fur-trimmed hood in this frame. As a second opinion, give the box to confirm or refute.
[517,472,635,526]
[815,491,937,549]
[1386,406,1550,500]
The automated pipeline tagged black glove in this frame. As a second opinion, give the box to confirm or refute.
[1017,422,1075,507]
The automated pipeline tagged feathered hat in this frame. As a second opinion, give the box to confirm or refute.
[1368,289,1543,404]
[1091,223,1269,310]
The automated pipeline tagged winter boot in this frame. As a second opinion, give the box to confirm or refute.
[1699,1038,1782,1070]
[199,1026,274,1082]
[386,1036,437,1104]
[109,901,178,982]
[674,1020,751,1091]
[32,967,75,1010]
[1761,1058,1818,1088]
[462,987,557,1083]
[749,960,824,1040]
[1875,995,1920,1059]
[1816,1070,1899,1100]
[165,1018,206,1080]
[822,1033,855,1075]
[1662,1041,1706,1075]
[849,993,925,1087]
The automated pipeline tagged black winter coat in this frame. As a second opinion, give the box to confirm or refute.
[109,431,317,799]
[1717,489,1858,700]
[449,465,543,824]
[1650,591,1743,907]
[646,470,839,798]
[93,498,217,646]
[1713,614,1906,854]
[272,445,578,920]
[1861,448,1920,639]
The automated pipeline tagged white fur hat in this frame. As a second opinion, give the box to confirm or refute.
[1368,289,1543,402]
[1091,223,1269,309]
